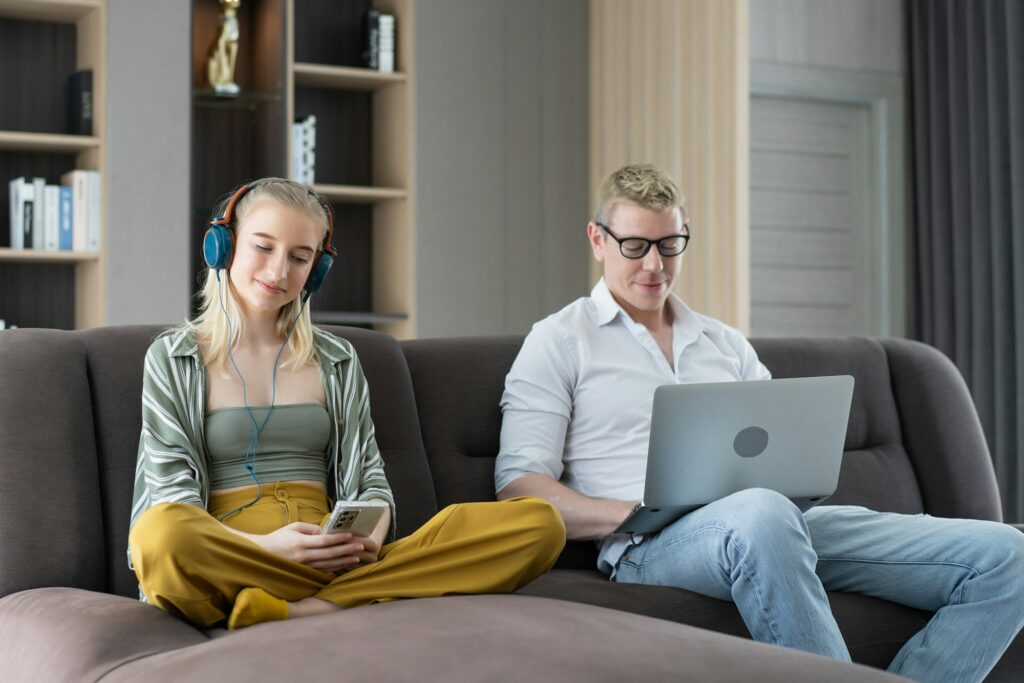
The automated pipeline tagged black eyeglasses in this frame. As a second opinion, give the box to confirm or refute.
[597,222,690,259]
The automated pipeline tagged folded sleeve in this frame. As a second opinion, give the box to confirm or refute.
[495,320,577,494]
[128,341,203,568]
[342,347,397,542]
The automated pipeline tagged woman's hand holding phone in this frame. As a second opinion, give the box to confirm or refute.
[249,522,367,573]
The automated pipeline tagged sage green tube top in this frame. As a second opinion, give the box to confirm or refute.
[205,403,331,490]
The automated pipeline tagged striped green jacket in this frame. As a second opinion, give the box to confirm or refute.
[128,326,396,570]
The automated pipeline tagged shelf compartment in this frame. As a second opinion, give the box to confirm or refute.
[293,63,405,91]
[0,0,99,22]
[0,247,100,263]
[313,183,406,203]
[0,130,100,153]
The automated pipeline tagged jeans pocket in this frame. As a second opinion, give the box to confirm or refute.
[613,537,650,581]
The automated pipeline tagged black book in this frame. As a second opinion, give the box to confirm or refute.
[69,70,93,136]
[22,198,33,250]
[364,9,380,69]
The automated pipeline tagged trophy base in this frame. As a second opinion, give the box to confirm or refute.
[213,82,240,97]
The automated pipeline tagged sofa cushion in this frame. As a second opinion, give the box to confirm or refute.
[751,337,926,514]
[0,330,105,597]
[519,569,932,669]
[85,595,903,682]
[402,336,523,507]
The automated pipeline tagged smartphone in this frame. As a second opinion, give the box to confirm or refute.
[321,500,389,536]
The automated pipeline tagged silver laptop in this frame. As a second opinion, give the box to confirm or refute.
[614,376,855,535]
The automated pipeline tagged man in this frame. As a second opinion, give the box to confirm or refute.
[495,163,1024,683]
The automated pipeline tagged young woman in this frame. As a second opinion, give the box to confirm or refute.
[128,178,565,630]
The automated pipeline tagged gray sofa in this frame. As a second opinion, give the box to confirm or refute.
[0,325,1010,681]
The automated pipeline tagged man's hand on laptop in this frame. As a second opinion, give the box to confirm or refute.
[498,474,643,540]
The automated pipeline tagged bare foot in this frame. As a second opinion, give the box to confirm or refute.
[287,597,340,619]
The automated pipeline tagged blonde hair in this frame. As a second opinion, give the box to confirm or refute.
[595,163,686,227]
[186,178,331,377]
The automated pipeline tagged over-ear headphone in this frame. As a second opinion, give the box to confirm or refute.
[202,179,337,297]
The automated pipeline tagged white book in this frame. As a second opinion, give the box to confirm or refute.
[60,170,89,252]
[8,178,35,250]
[87,170,101,251]
[31,177,45,249]
[379,14,395,73]
[290,122,305,182]
[302,115,317,185]
[43,185,60,251]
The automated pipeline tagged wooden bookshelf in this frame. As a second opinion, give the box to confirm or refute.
[0,247,99,263]
[293,63,406,91]
[0,0,106,329]
[0,131,100,153]
[312,183,407,203]
[189,0,413,336]
[0,0,99,22]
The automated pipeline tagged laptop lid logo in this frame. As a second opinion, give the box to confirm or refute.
[733,426,769,458]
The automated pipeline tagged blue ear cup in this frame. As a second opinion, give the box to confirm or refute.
[304,252,334,296]
[203,223,234,270]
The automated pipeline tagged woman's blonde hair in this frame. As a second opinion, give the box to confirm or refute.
[186,178,331,377]
[595,163,686,227]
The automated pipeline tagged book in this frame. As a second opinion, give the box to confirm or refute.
[301,115,317,185]
[364,9,380,70]
[87,170,101,251]
[43,185,60,251]
[290,120,305,182]
[59,186,73,251]
[31,177,45,249]
[8,177,33,250]
[60,170,89,252]
[378,14,395,73]
[69,70,94,136]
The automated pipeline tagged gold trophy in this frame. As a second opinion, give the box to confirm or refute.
[207,0,241,96]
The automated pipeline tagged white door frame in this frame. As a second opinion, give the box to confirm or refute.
[751,62,907,337]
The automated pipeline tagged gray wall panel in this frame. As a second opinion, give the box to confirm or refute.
[106,0,192,325]
[750,0,904,75]
[415,0,589,338]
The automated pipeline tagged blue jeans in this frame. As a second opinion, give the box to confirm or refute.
[612,488,1024,683]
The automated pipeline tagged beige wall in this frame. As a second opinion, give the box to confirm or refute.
[590,0,751,331]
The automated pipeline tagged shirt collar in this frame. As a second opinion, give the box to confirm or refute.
[590,277,705,346]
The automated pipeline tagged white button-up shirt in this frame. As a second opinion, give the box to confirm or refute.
[496,278,771,573]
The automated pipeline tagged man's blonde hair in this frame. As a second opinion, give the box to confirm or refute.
[186,178,331,377]
[595,163,686,226]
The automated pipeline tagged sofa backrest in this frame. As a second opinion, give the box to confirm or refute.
[403,334,1003,569]
[0,325,436,599]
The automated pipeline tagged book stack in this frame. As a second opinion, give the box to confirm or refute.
[7,171,100,252]
[289,115,317,186]
[364,10,396,73]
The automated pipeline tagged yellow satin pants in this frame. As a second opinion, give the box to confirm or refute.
[129,482,565,628]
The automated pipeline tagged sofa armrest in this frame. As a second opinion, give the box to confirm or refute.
[881,338,1003,521]
[0,330,106,596]
[0,588,206,680]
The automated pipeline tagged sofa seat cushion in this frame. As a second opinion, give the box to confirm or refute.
[520,569,934,669]
[108,594,901,682]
